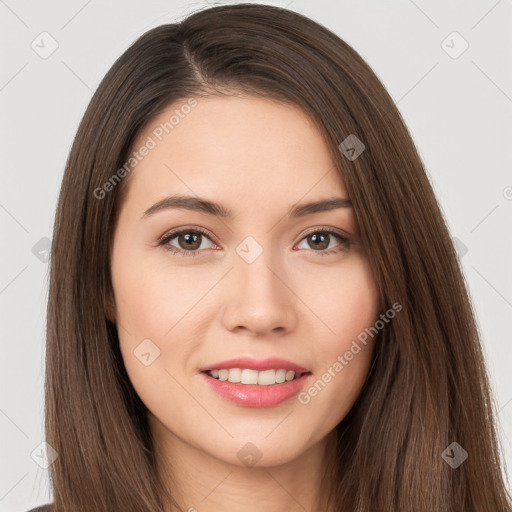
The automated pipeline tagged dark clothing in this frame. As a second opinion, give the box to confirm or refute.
[26,505,52,512]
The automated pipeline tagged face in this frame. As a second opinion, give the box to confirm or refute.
[109,94,380,468]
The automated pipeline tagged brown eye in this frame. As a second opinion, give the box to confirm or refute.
[296,230,351,255]
[159,227,352,258]
[176,232,202,250]
[159,228,215,257]
[306,232,330,250]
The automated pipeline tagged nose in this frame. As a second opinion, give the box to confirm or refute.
[220,245,298,337]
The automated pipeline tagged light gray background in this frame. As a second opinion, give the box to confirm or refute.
[1,1,511,510]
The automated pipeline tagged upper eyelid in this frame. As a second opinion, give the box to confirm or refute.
[159,225,351,246]
[158,225,216,245]
[300,225,351,239]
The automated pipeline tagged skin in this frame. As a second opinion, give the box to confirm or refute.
[109,94,381,512]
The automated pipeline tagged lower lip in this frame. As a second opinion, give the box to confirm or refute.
[201,372,311,408]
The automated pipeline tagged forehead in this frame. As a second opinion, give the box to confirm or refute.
[122,95,347,213]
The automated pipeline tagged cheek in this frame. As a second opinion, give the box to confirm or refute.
[111,245,205,395]
[112,270,183,416]
[312,255,380,348]
[300,257,379,416]
[111,243,187,337]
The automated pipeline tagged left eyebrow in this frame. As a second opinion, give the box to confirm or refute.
[141,194,353,220]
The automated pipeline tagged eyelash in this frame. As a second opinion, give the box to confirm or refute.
[157,226,353,258]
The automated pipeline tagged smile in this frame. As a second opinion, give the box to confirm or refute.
[206,368,304,385]
[199,358,312,407]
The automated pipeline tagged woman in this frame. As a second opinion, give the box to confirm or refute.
[30,3,512,511]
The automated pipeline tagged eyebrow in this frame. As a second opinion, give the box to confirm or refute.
[141,194,353,220]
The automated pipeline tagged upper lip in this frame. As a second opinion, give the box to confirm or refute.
[199,357,310,374]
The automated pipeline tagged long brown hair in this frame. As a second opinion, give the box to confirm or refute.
[45,4,512,511]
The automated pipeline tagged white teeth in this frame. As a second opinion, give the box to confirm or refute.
[241,369,258,384]
[257,369,275,386]
[228,368,242,383]
[275,369,286,383]
[207,368,302,385]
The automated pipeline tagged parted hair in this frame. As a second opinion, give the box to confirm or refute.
[44,4,511,511]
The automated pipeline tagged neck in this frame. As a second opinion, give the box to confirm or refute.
[149,414,339,512]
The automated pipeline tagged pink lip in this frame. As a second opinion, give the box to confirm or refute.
[198,357,310,373]
[199,358,312,407]
[201,372,312,408]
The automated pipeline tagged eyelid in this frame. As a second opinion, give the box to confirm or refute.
[157,224,353,256]
[156,225,218,245]
[300,225,351,239]
[158,224,351,244]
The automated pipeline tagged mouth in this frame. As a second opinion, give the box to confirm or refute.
[203,368,309,385]
[198,357,312,408]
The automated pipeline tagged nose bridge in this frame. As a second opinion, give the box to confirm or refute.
[221,234,296,334]
[235,234,287,301]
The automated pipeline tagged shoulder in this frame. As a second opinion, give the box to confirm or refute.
[26,505,53,512]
